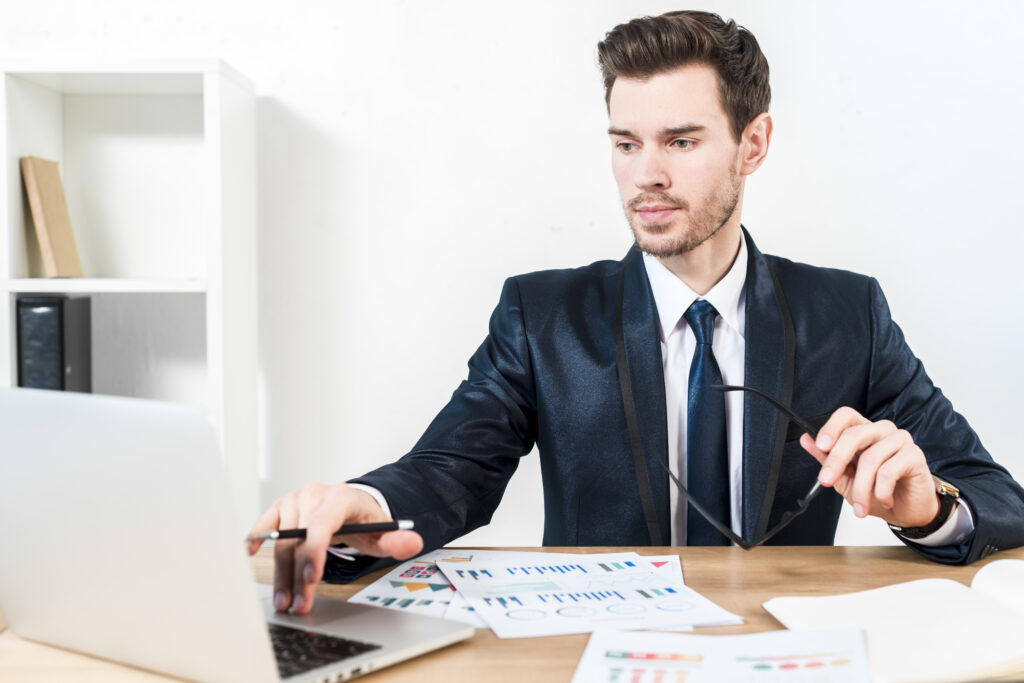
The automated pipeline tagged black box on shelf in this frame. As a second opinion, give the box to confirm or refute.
[16,295,91,392]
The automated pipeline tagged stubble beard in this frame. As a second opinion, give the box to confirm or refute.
[626,169,741,258]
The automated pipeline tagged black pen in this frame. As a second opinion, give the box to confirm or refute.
[249,520,415,542]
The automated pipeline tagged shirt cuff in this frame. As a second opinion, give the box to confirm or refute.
[346,482,393,520]
[901,498,975,547]
[327,483,394,561]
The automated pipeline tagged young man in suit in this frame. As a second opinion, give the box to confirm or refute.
[249,10,1024,616]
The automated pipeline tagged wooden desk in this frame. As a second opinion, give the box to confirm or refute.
[2,545,1022,682]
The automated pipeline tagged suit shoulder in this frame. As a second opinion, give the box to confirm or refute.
[763,253,877,299]
[507,257,623,300]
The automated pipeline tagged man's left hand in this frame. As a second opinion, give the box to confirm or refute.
[799,407,939,528]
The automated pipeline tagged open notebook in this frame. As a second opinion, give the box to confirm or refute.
[763,559,1024,683]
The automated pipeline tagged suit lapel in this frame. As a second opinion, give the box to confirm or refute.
[620,247,671,544]
[740,230,787,539]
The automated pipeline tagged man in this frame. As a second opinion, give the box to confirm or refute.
[249,10,1024,616]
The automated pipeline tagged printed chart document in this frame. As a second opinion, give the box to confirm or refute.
[438,553,741,638]
[571,628,870,682]
[348,549,485,626]
[763,559,1024,682]
[347,549,643,628]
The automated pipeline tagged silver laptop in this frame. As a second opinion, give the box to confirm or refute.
[0,388,473,682]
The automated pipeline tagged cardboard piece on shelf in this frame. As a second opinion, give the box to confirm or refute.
[19,156,83,278]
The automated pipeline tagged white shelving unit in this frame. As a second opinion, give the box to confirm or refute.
[0,59,259,524]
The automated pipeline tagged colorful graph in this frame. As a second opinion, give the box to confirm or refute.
[535,590,626,604]
[388,580,452,593]
[453,568,494,580]
[737,653,852,672]
[605,650,702,662]
[505,564,588,576]
[438,554,474,562]
[399,564,440,579]
[597,561,636,571]
[363,595,451,610]
[607,667,690,683]
[482,595,524,607]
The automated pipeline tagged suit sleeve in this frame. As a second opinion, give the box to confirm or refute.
[323,278,538,582]
[864,277,1024,564]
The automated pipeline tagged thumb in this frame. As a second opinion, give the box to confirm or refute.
[346,529,424,559]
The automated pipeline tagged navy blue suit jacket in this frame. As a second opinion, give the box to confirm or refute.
[329,230,1024,581]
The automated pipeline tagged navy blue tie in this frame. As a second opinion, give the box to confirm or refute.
[684,300,731,545]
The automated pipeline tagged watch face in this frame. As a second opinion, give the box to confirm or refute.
[933,476,960,498]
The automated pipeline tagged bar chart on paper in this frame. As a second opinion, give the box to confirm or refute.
[438,554,741,638]
[348,549,495,627]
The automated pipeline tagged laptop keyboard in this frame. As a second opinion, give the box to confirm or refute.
[268,622,381,679]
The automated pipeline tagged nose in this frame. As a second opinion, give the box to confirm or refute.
[634,148,670,191]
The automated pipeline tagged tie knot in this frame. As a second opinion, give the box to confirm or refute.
[684,299,719,346]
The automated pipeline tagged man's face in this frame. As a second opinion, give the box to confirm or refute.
[608,64,743,258]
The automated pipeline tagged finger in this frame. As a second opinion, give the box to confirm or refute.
[273,493,300,612]
[865,430,917,510]
[813,407,871,452]
[819,420,897,487]
[847,430,908,516]
[292,484,329,615]
[800,433,828,465]
[377,530,424,559]
[801,433,855,496]
[873,445,918,510]
[247,500,282,556]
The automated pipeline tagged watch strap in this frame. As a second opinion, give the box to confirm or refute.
[888,476,960,540]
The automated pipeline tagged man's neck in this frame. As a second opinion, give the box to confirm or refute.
[655,221,743,295]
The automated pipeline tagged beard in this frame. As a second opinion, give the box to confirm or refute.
[625,168,741,258]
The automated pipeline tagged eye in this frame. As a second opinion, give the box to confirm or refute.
[671,138,695,150]
[615,140,638,152]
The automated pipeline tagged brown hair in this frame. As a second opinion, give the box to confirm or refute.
[597,10,770,141]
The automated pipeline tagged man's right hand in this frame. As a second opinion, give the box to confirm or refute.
[247,482,423,615]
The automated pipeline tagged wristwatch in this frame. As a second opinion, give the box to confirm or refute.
[887,476,960,539]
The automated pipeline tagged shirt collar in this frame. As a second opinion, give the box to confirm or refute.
[642,235,748,342]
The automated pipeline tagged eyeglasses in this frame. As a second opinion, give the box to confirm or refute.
[657,384,824,549]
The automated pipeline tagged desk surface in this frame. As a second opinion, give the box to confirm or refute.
[2,545,1022,682]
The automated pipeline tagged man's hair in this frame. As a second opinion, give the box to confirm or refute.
[597,10,770,141]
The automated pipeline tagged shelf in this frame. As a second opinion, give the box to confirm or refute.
[1,58,259,524]
[0,58,252,93]
[4,278,207,294]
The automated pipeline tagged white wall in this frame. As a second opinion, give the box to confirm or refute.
[3,0,1021,547]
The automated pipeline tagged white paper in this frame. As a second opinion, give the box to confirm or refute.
[970,558,1024,614]
[346,549,616,624]
[763,563,1024,683]
[438,553,740,638]
[347,548,474,620]
[443,590,488,627]
[571,628,870,683]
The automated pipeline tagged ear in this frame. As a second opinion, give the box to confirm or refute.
[738,113,772,176]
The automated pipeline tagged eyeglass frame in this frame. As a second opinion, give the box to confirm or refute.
[656,384,824,550]
[613,242,820,547]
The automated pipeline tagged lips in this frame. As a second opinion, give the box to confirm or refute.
[635,205,678,223]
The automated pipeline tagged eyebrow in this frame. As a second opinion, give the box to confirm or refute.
[607,124,707,137]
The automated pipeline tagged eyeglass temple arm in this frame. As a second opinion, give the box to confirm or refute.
[711,384,820,439]
[711,383,823,500]
[655,459,752,549]
[659,457,825,550]
[710,384,825,548]
[750,484,824,548]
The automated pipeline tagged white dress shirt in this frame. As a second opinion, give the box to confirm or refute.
[643,239,973,547]
[352,242,974,549]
